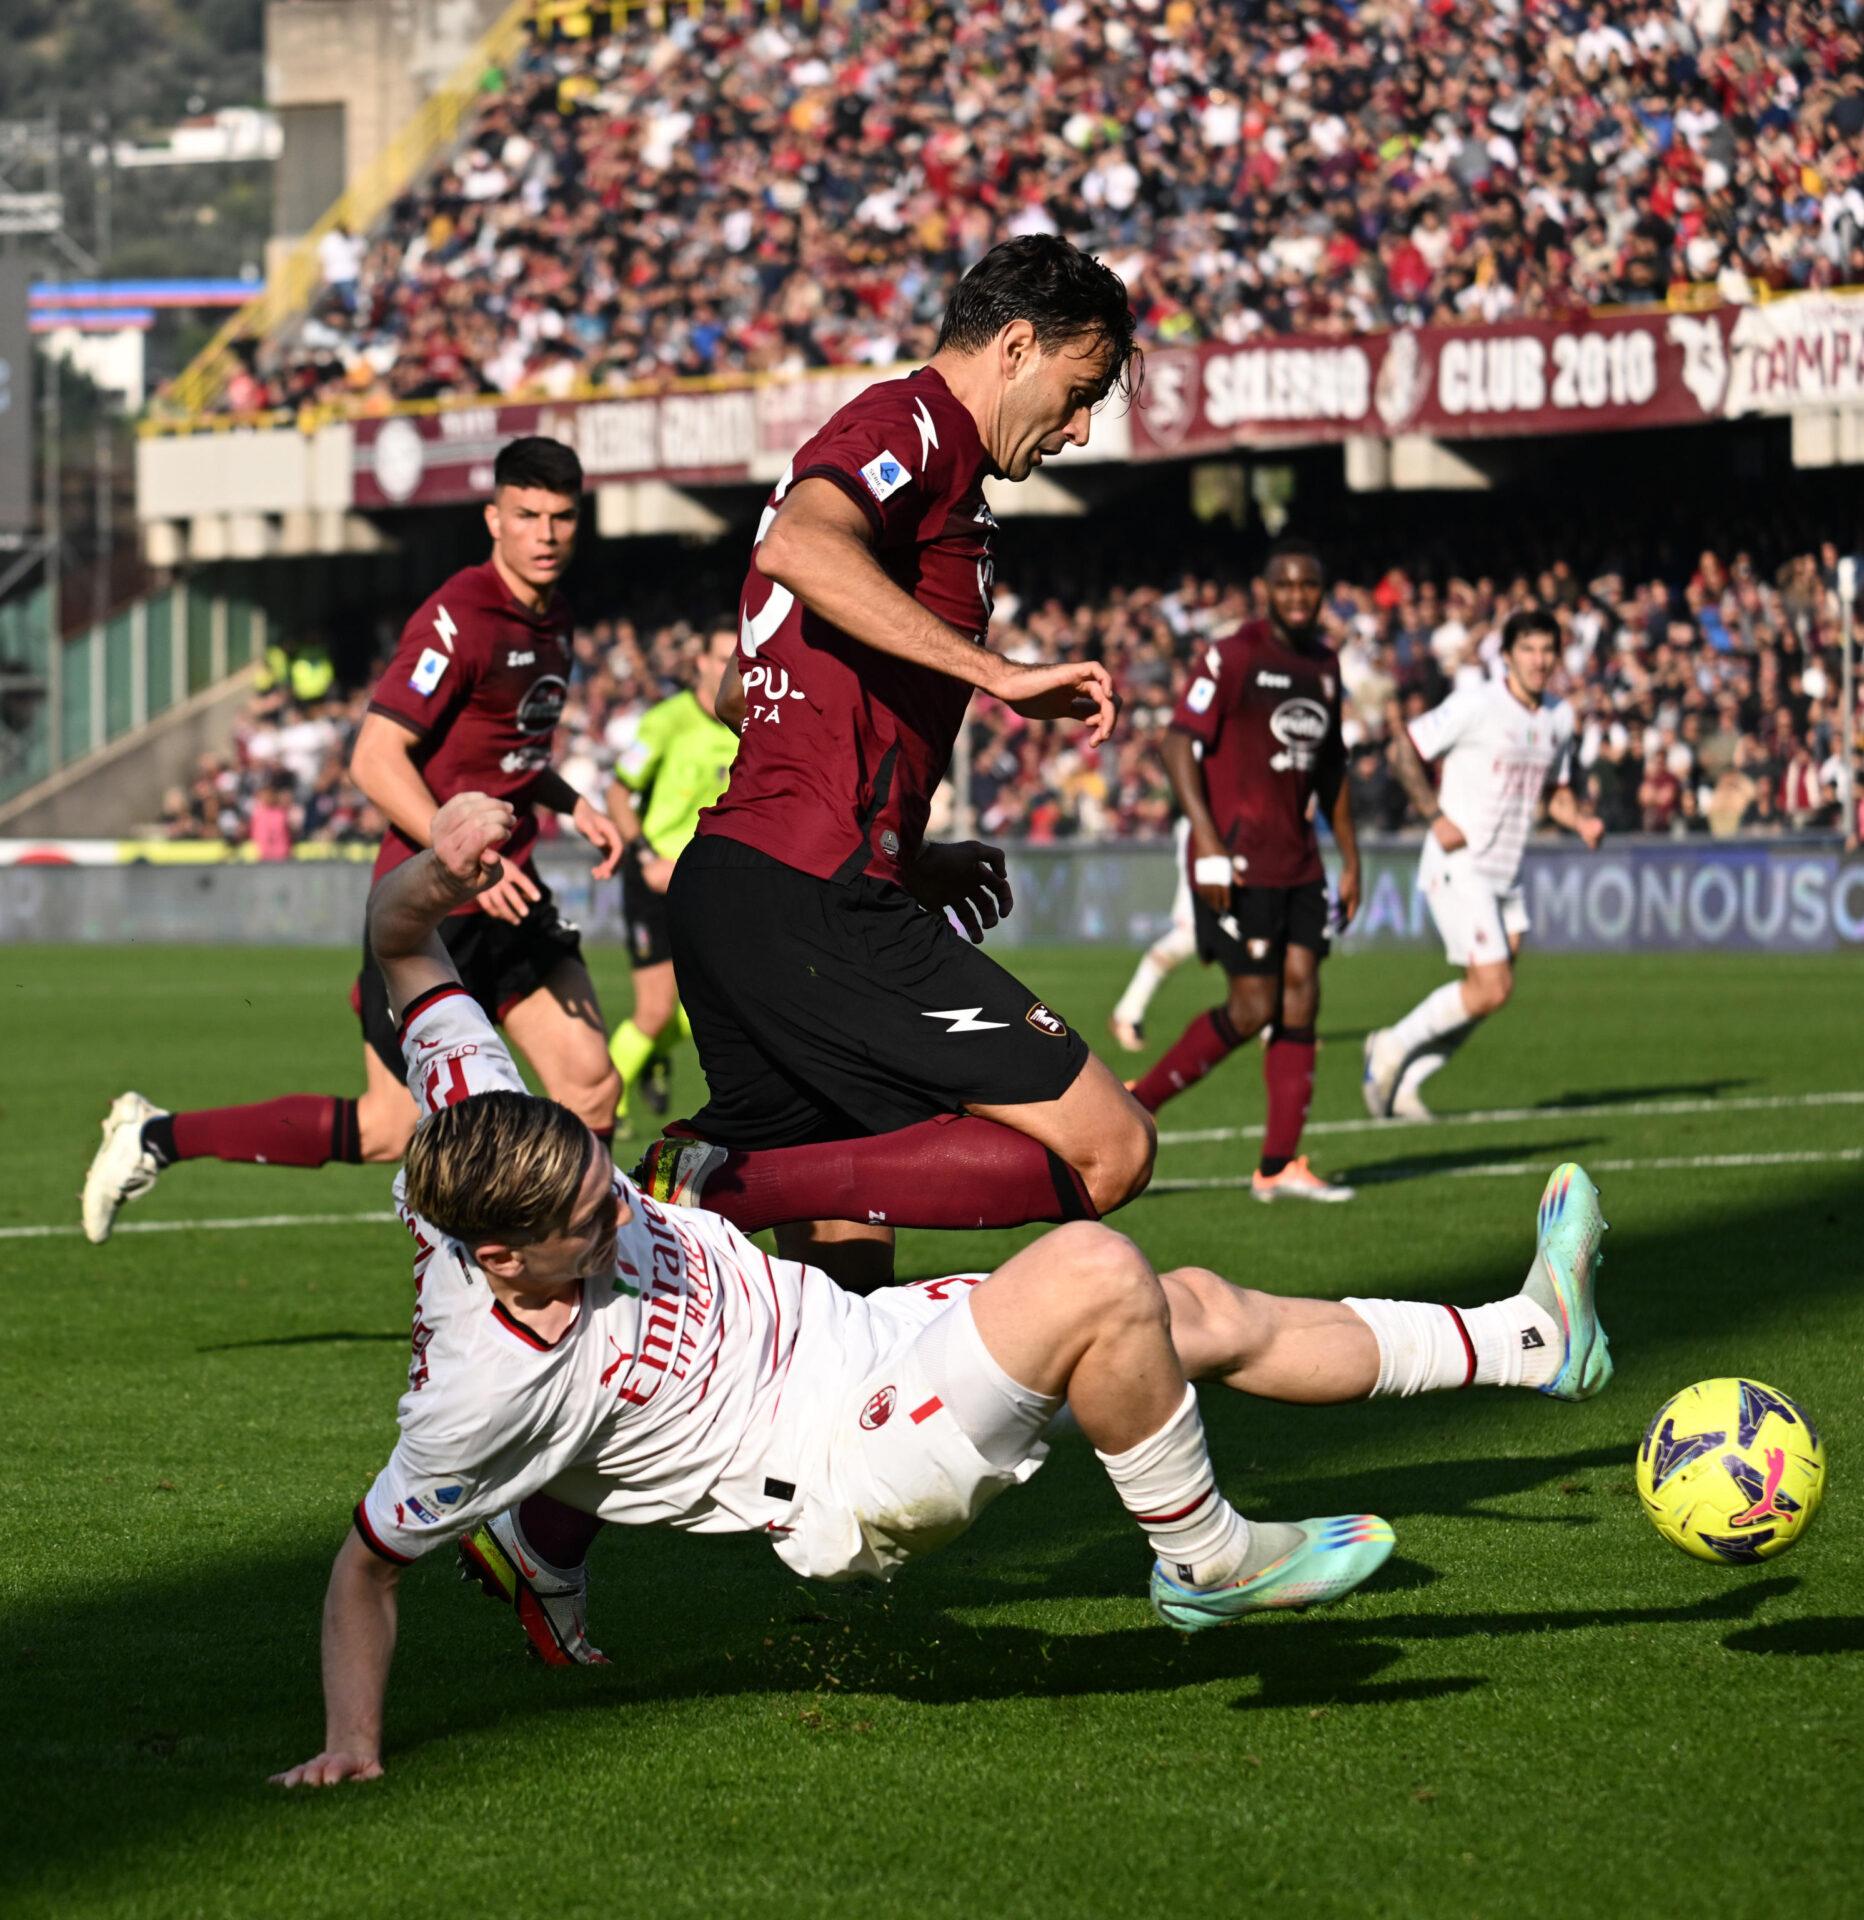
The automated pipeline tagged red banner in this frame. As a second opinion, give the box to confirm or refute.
[354,386,769,507]
[1128,308,1744,456]
[350,293,1864,503]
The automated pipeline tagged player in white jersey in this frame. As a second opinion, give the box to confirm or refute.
[1109,817,1197,1051]
[1363,609,1604,1120]
[271,791,1613,1788]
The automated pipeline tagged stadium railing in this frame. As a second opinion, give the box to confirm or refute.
[0,574,271,815]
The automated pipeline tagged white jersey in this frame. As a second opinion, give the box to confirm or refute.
[356,984,871,1566]
[1407,679,1576,889]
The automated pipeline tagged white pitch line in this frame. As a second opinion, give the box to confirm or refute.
[0,1210,398,1242]
[1155,1087,1864,1149]
[1149,1146,1864,1195]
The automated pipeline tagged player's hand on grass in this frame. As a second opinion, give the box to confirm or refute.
[269,1749,384,1789]
[990,658,1120,746]
[1430,813,1468,853]
[571,794,627,880]
[907,840,1013,943]
[641,854,677,893]
[431,792,515,898]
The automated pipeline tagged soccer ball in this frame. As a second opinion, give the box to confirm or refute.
[1635,1378,1825,1563]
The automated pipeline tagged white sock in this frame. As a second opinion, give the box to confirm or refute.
[1113,953,1169,1026]
[1096,1384,1258,1588]
[1397,1016,1472,1097]
[1386,981,1476,1063]
[1345,1292,1561,1395]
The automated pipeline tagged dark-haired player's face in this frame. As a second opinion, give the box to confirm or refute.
[1265,555,1324,639]
[1507,629,1559,697]
[485,486,580,595]
[999,330,1116,481]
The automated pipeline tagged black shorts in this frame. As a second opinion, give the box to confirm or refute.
[1193,879,1331,978]
[620,843,674,969]
[667,835,1090,1149]
[355,878,585,1075]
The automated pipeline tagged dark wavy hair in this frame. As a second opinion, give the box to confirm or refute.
[935,236,1141,401]
[494,435,584,498]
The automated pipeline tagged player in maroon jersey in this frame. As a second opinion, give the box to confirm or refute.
[80,438,626,1243]
[635,237,1154,1288]
[1127,539,1363,1204]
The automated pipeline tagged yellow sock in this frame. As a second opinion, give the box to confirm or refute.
[609,1019,657,1091]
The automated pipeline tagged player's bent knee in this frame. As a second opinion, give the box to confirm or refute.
[1053,1222,1165,1326]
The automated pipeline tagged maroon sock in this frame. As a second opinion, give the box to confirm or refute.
[166,1096,361,1168]
[1260,1026,1316,1173]
[517,1494,603,1572]
[690,1113,1096,1234]
[1131,1007,1245,1113]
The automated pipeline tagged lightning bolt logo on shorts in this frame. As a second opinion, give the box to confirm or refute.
[921,1006,1007,1034]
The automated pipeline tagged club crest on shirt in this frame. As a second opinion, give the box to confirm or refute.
[861,1386,897,1430]
[859,450,912,503]
[1025,1002,1067,1038]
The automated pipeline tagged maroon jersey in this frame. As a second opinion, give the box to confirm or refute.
[1169,620,1344,889]
[365,559,572,909]
[698,367,995,887]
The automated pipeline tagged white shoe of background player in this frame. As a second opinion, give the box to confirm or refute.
[1361,1030,1404,1118]
[1390,1082,1436,1122]
[81,1091,167,1244]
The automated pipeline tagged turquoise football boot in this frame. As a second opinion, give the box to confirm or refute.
[1149,1515,1396,1631]
[1526,1161,1611,1401]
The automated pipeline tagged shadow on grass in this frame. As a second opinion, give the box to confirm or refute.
[1338,1135,1601,1186]
[1723,1617,1864,1657]
[197,1331,407,1352]
[1537,1078,1754,1109]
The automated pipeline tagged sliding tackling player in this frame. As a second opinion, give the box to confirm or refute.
[269,791,1610,1782]
[81,436,625,1243]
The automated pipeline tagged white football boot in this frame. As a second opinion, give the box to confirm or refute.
[81,1092,168,1244]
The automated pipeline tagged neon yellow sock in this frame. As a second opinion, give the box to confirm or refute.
[609,1019,657,1090]
[668,1003,694,1048]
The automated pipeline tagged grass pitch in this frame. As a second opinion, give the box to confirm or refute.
[3,940,1861,1918]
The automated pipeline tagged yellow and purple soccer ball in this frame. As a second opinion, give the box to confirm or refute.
[1635,1378,1825,1563]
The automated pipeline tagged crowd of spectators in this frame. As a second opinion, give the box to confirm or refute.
[216,0,1864,415]
[159,540,1861,855]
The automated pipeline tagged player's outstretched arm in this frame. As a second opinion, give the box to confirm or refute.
[350,711,445,848]
[758,481,1116,740]
[269,1530,402,1788]
[366,792,515,1023]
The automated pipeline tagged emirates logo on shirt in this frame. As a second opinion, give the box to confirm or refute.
[860,1386,897,1431]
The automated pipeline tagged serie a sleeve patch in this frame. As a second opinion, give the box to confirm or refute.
[858,449,912,503]
[409,647,450,696]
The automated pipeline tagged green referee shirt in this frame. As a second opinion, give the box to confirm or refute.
[616,690,740,861]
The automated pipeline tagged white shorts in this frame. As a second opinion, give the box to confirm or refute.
[756,1276,1048,1584]
[1419,839,1528,968]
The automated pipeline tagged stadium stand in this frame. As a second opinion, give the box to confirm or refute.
[209,0,1864,415]
[161,540,1860,851]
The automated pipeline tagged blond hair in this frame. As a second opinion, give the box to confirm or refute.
[402,1091,590,1248]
